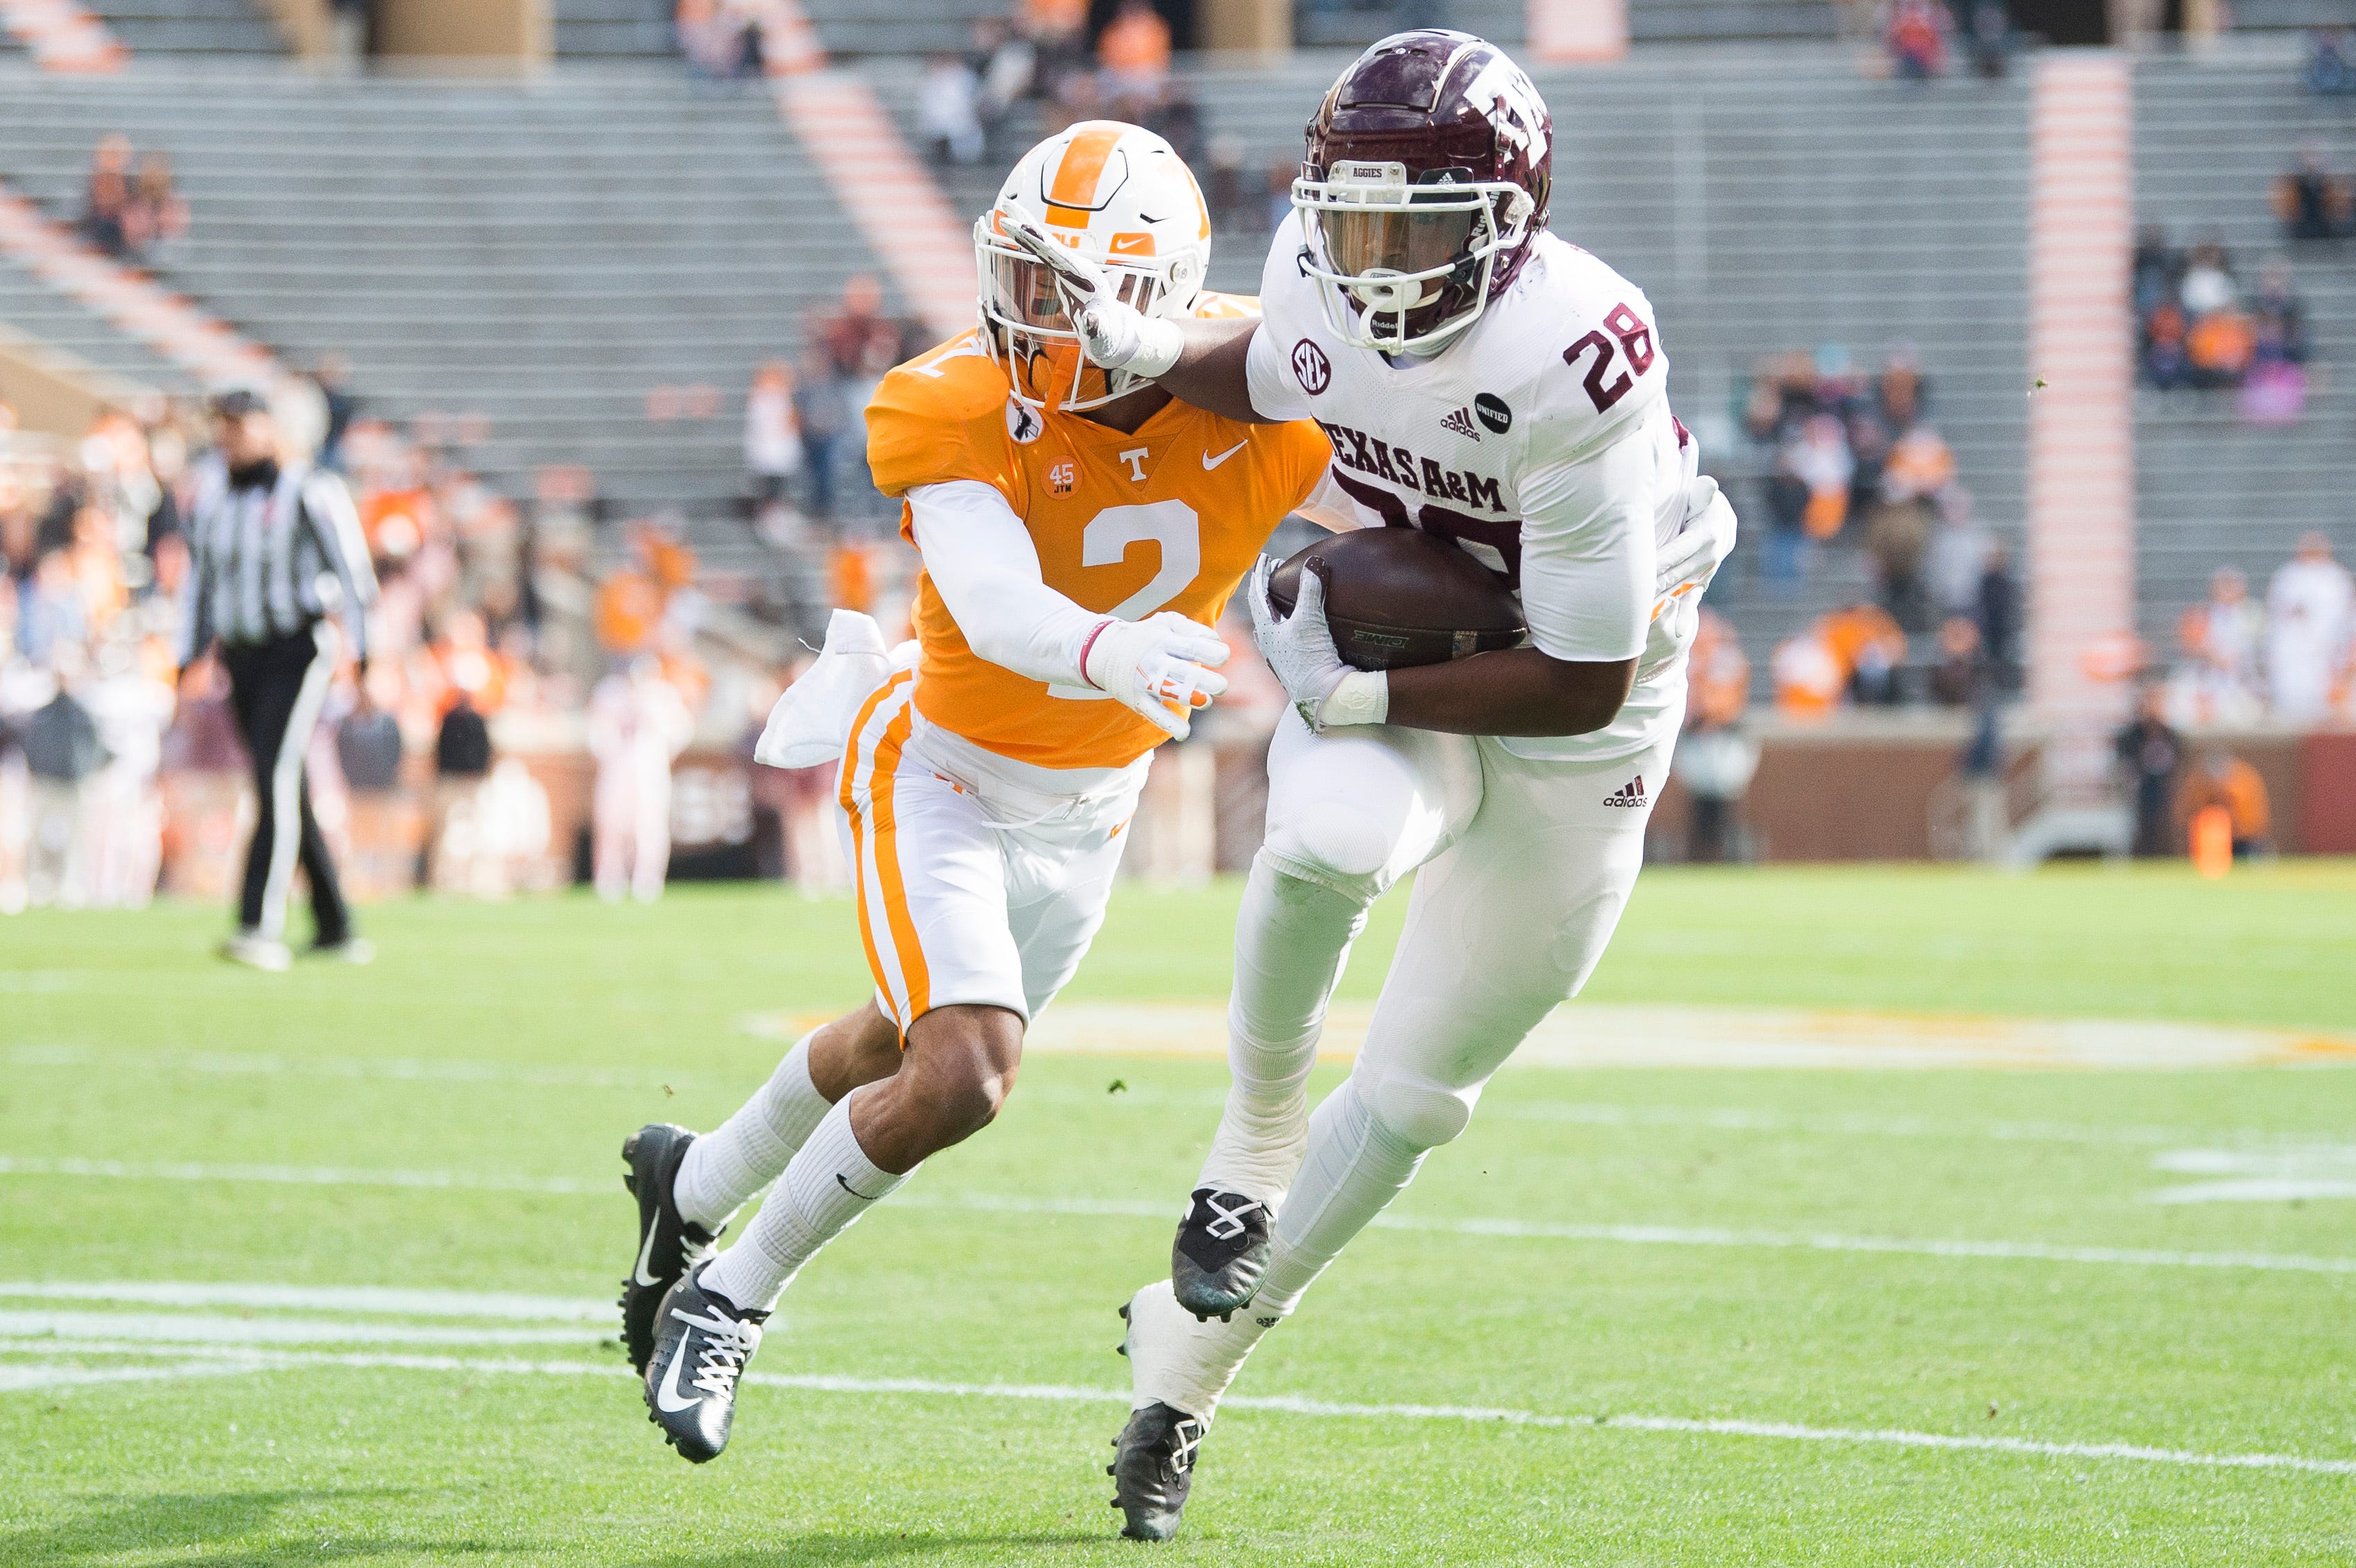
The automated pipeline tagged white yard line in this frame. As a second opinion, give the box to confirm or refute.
[10,1158,2355,1275]
[0,1155,597,1194]
[13,1043,2350,1153]
[0,1311,598,1346]
[1,1341,2347,1478]
[0,1280,609,1321]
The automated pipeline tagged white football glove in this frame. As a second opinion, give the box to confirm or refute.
[1655,474,1738,600]
[998,204,1185,378]
[1247,555,1353,733]
[1082,611,1230,742]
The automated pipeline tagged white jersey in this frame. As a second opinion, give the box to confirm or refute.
[1246,214,1698,764]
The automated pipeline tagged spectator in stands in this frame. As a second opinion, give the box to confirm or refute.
[2176,749,2271,859]
[588,656,695,904]
[1976,539,2021,692]
[2249,259,2312,364]
[313,354,358,472]
[918,51,987,166]
[126,152,189,269]
[2266,532,2353,722]
[1866,493,1934,634]
[821,274,892,381]
[2276,141,2351,241]
[2133,225,2182,322]
[1925,489,1991,620]
[1784,413,1854,542]
[15,550,86,668]
[2113,684,2185,857]
[1677,609,1755,862]
[972,16,1036,153]
[2179,239,2236,317]
[1967,0,2013,78]
[1928,615,1983,707]
[430,685,494,892]
[2194,566,2266,692]
[2185,300,2255,391]
[745,360,803,541]
[79,134,136,261]
[2242,261,2311,424]
[1019,0,1090,108]
[2306,27,2356,98]
[1885,0,1949,81]
[794,345,847,521]
[1098,0,1172,112]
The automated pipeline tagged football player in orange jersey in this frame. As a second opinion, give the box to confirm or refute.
[618,121,1349,1465]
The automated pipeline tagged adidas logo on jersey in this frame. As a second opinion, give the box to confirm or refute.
[1439,406,1482,441]
[1602,776,1648,808]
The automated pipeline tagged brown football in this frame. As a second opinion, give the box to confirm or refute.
[1268,526,1525,672]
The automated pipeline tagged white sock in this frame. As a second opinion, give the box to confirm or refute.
[675,1032,831,1231]
[1123,1277,1277,1424]
[700,1093,912,1312]
[1197,855,1368,1204]
[1251,1075,1426,1318]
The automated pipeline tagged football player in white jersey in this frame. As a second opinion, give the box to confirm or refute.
[1003,30,1738,1538]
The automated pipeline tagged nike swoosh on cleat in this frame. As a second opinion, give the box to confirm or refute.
[1201,441,1249,470]
[835,1171,885,1201]
[632,1221,663,1287]
[655,1341,700,1413]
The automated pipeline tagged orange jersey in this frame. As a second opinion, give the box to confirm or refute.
[865,302,1332,771]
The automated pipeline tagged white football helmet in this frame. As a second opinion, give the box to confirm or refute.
[976,120,1211,412]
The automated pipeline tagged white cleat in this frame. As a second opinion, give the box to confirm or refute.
[217,933,293,973]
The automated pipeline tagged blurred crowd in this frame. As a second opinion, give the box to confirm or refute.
[1879,0,2016,82]
[916,0,1202,171]
[0,373,616,913]
[2136,225,2314,419]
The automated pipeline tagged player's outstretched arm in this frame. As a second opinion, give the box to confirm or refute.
[999,207,1270,424]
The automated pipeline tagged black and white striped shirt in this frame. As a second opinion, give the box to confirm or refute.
[177,456,378,667]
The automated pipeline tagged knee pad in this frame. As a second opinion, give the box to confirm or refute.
[1367,1074,1473,1151]
[1261,808,1396,901]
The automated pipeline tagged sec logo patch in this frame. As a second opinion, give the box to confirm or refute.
[1291,339,1331,396]
[1047,460,1077,496]
[1005,398,1043,445]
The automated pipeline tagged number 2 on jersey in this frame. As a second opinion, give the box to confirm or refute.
[1043,500,1203,700]
[1564,302,1657,414]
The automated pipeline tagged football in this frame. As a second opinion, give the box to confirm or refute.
[1268,526,1526,671]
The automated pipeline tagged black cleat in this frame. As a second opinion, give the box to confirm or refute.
[1170,1188,1271,1321]
[620,1123,722,1374]
[642,1262,766,1463]
[1110,1400,1207,1542]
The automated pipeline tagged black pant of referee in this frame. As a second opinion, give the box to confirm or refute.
[221,623,352,952]
[179,391,379,969]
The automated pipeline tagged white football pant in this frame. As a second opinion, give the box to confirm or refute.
[838,670,1148,1031]
[1204,709,1668,1312]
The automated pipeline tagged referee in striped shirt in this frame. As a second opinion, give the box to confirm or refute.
[177,388,379,971]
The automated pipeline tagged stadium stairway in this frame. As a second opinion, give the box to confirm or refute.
[0,245,194,394]
[2132,52,2356,647]
[1179,51,2032,668]
[0,65,906,584]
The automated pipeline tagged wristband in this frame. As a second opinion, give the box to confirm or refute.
[1317,669,1389,729]
[1077,617,1118,689]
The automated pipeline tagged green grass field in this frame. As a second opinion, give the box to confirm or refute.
[3,862,2354,1565]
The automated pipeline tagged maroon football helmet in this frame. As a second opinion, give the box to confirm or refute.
[1294,31,1552,354]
